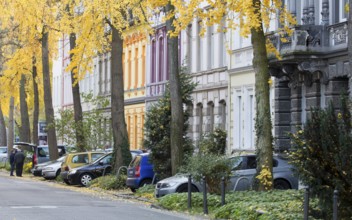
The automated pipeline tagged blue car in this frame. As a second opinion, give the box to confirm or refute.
[126,153,155,192]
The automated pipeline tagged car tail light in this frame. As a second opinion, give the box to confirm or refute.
[33,154,37,166]
[135,165,140,177]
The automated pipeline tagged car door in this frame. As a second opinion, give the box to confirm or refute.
[229,155,257,191]
[93,154,112,177]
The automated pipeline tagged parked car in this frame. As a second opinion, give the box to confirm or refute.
[155,154,298,198]
[126,153,155,192]
[67,153,113,186]
[13,142,67,167]
[61,151,106,185]
[104,148,143,160]
[41,156,66,179]
[0,146,7,163]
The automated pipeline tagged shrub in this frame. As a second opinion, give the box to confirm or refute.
[178,129,230,194]
[89,175,127,190]
[143,71,196,179]
[289,97,352,218]
[199,128,227,155]
[179,153,233,194]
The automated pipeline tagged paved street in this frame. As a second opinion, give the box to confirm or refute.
[0,172,201,220]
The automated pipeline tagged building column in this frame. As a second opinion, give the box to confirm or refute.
[290,84,303,133]
[308,0,315,24]
[274,80,291,152]
[302,0,309,24]
[321,0,329,25]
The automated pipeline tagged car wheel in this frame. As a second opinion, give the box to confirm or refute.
[176,184,199,193]
[274,179,291,190]
[139,179,152,187]
[55,169,61,178]
[80,173,93,187]
[63,179,71,185]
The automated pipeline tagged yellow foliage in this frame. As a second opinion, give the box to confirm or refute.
[256,164,273,190]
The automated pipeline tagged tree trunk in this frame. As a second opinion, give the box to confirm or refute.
[349,0,352,100]
[0,103,7,146]
[8,97,14,154]
[42,30,58,160]
[31,57,39,145]
[251,0,273,191]
[19,74,31,143]
[70,32,86,152]
[111,25,130,170]
[165,2,184,175]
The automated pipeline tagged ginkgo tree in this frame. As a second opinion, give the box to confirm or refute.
[154,0,296,190]
[0,0,60,160]
[61,0,151,170]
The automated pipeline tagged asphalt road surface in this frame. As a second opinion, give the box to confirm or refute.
[0,172,202,220]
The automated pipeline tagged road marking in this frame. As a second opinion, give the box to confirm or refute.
[11,206,58,209]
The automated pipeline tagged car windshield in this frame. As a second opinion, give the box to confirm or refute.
[38,147,49,157]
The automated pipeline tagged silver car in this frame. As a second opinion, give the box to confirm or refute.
[41,156,66,179]
[0,146,7,163]
[155,155,298,197]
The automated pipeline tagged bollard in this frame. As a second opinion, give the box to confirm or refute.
[221,176,225,206]
[188,174,192,209]
[202,176,208,214]
[333,190,338,220]
[303,187,309,220]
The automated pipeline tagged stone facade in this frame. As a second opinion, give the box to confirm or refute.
[269,0,350,151]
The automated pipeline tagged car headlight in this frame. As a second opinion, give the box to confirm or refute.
[69,169,77,174]
[43,167,54,171]
[159,182,177,188]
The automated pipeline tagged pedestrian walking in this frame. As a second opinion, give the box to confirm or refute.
[9,148,17,176]
[14,148,25,177]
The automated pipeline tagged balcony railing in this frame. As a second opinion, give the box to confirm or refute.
[146,80,168,97]
[266,22,348,58]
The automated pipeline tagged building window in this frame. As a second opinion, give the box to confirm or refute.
[151,40,156,83]
[135,47,139,89]
[301,85,307,124]
[187,24,192,71]
[340,0,348,22]
[219,100,226,130]
[128,50,132,89]
[196,21,201,71]
[207,101,214,132]
[158,37,164,82]
[197,103,203,138]
[98,60,102,95]
[320,83,326,108]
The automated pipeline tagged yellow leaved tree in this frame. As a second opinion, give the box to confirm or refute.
[62,0,151,170]
[0,0,60,159]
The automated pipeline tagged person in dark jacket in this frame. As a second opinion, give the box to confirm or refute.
[14,149,25,177]
[9,149,17,176]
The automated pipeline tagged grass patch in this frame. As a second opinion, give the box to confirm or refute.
[89,174,127,190]
[135,184,157,202]
[158,190,321,220]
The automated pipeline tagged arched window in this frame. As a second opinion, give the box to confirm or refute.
[207,101,214,132]
[158,37,164,82]
[196,103,203,137]
[151,39,156,83]
[219,100,226,130]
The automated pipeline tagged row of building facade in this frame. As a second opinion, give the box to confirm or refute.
[52,0,350,153]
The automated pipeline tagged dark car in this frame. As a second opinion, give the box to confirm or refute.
[126,153,155,192]
[13,142,66,169]
[155,154,298,197]
[67,153,113,186]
